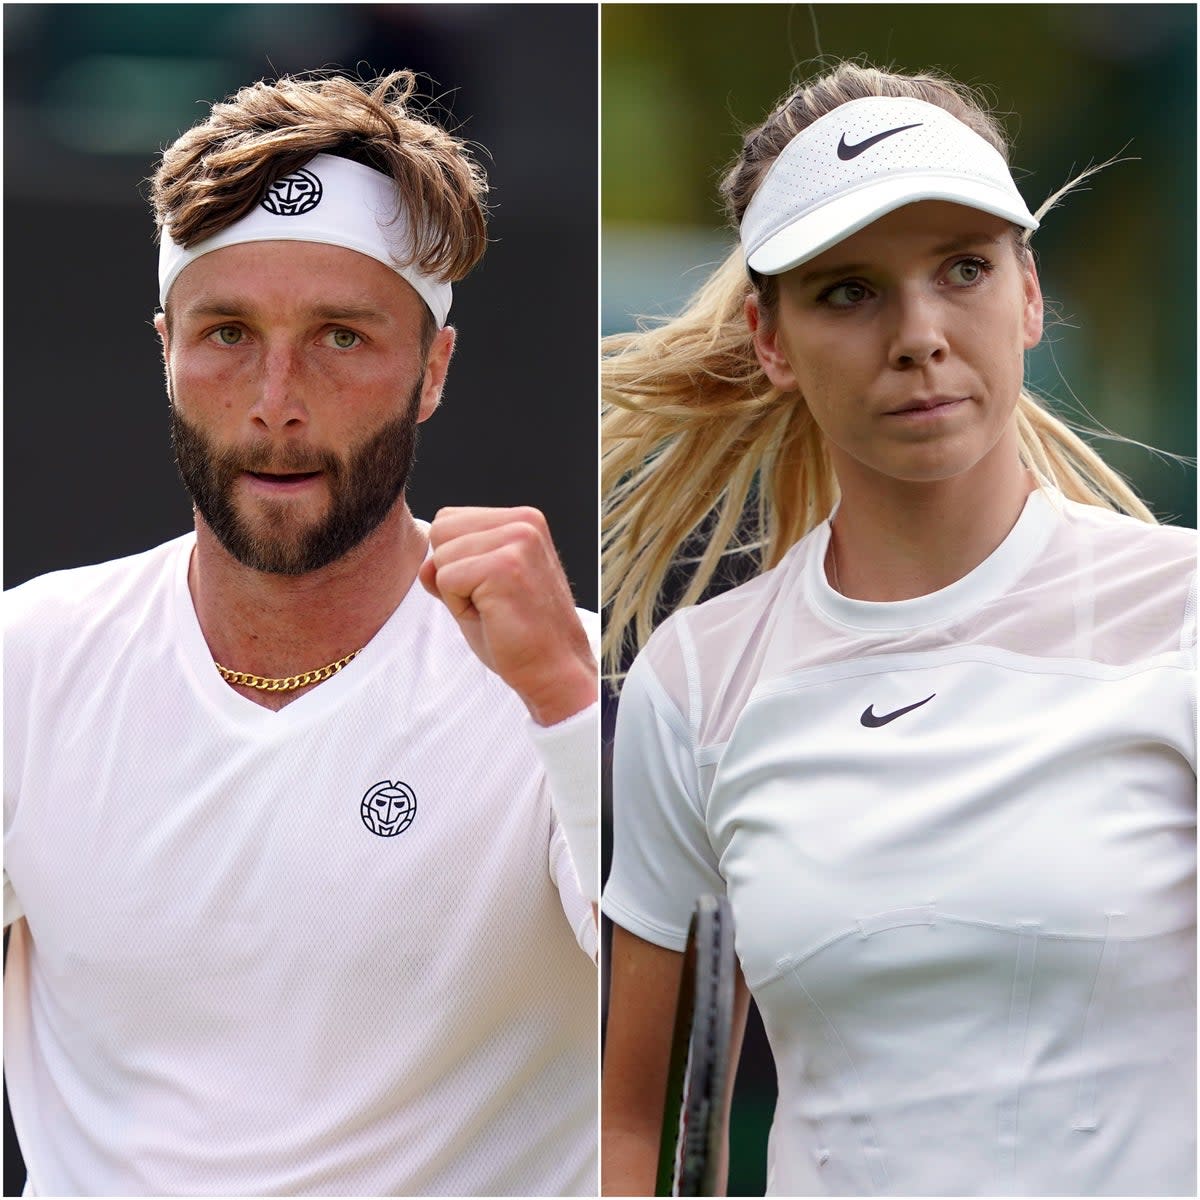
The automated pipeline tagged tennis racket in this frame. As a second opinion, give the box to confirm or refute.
[655,893,737,1197]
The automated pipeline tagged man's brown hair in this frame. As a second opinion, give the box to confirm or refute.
[150,70,488,289]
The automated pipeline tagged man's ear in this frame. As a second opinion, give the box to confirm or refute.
[745,294,797,392]
[153,311,174,401]
[417,325,455,422]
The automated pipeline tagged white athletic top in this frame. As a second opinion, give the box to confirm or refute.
[4,532,598,1197]
[604,489,1196,1196]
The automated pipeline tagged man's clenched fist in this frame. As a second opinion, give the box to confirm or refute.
[418,506,597,726]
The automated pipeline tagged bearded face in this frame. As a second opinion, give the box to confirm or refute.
[169,376,422,575]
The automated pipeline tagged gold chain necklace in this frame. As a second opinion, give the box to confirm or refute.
[214,648,361,693]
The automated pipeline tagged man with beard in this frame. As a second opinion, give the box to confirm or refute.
[3,72,597,1196]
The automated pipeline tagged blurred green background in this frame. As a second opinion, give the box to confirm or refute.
[601,5,1195,1195]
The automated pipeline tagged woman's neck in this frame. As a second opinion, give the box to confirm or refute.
[826,441,1036,602]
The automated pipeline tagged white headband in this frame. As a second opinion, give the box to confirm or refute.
[741,96,1039,276]
[157,153,453,326]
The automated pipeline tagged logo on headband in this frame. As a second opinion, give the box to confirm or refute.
[260,168,323,217]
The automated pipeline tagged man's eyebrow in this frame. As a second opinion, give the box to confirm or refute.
[797,233,1005,287]
[180,299,254,321]
[179,299,391,324]
[309,304,391,324]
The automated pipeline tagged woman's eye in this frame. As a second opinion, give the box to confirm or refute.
[329,329,360,349]
[214,326,242,346]
[948,258,989,285]
[822,281,870,308]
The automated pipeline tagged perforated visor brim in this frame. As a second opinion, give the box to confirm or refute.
[745,173,1040,277]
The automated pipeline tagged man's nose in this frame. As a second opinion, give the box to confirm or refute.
[249,342,309,430]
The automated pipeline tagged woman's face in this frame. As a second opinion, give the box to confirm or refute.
[749,200,1043,490]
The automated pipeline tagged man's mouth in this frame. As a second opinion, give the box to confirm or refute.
[243,469,324,491]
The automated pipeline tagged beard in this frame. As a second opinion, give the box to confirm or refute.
[170,382,422,575]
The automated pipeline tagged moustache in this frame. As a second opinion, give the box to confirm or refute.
[222,444,344,478]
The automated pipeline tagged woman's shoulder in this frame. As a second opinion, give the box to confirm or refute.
[1056,494,1195,553]
[627,528,824,733]
[1051,496,1195,591]
[644,531,813,652]
[1046,495,1195,658]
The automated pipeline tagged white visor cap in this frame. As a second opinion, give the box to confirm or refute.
[158,153,453,326]
[741,96,1039,276]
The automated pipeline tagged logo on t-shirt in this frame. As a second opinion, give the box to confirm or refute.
[860,694,935,727]
[360,780,417,837]
[260,168,323,216]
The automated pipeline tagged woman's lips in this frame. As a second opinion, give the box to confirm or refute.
[886,396,968,419]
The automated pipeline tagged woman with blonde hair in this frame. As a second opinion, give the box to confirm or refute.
[601,62,1195,1195]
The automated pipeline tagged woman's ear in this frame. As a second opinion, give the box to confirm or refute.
[1020,252,1044,351]
[745,293,798,391]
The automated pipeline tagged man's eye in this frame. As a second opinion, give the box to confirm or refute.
[214,326,243,346]
[329,329,360,349]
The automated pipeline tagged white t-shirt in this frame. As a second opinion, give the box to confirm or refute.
[5,533,597,1197]
[604,489,1196,1196]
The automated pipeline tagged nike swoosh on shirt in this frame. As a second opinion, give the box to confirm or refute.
[837,123,923,161]
[860,694,936,727]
